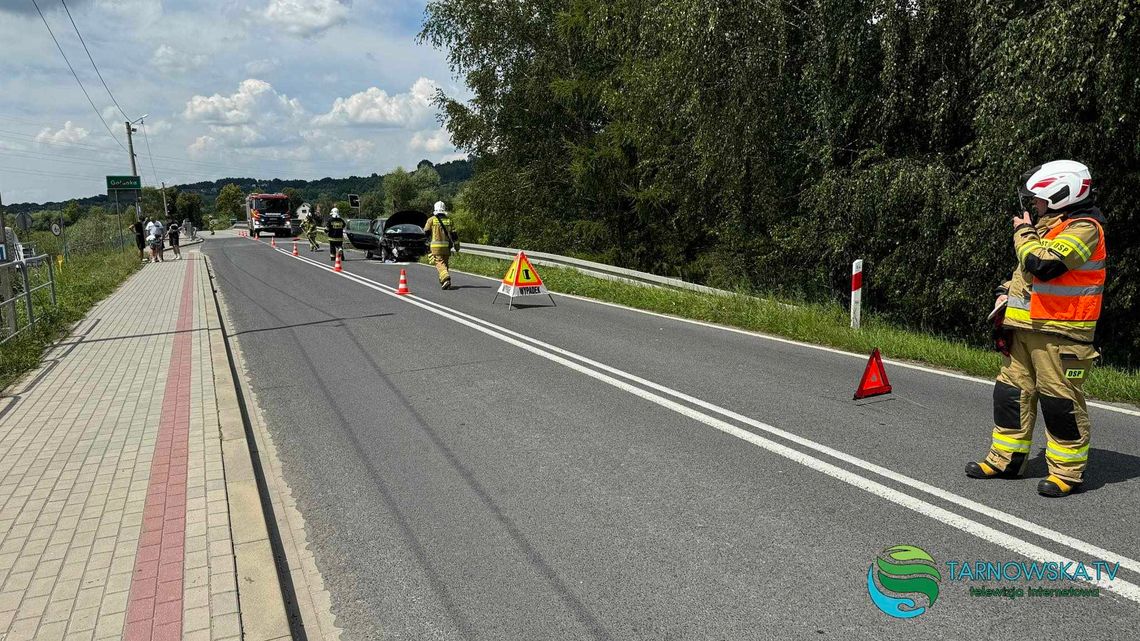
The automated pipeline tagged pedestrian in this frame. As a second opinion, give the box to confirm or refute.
[129,216,146,263]
[182,217,193,241]
[168,219,182,259]
[967,160,1106,498]
[326,208,346,262]
[422,201,460,289]
[145,216,165,263]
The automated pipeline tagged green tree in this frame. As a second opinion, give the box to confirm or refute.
[358,190,386,218]
[214,183,245,222]
[282,187,303,214]
[382,168,417,212]
[176,192,205,227]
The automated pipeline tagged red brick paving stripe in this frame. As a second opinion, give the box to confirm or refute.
[124,262,196,641]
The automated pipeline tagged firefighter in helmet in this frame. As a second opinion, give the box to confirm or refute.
[422,201,459,289]
[299,204,320,252]
[967,160,1106,497]
[326,207,346,261]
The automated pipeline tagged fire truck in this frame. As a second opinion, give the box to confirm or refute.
[244,193,297,238]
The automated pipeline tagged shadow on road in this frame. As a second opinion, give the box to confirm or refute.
[1025,448,1140,491]
[230,312,394,337]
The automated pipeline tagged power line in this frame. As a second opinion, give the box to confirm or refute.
[59,0,132,122]
[29,0,127,152]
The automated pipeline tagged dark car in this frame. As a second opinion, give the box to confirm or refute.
[345,210,429,262]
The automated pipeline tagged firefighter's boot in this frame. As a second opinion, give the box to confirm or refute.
[965,456,1025,480]
[1038,475,1082,498]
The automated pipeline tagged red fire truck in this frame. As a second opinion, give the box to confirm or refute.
[244,193,297,238]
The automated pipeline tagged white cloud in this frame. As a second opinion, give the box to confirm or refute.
[263,0,350,37]
[409,128,452,153]
[245,58,280,74]
[152,44,207,74]
[313,77,439,128]
[35,121,90,145]
[183,79,304,126]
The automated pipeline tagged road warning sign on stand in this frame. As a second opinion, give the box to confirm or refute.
[493,251,556,310]
[854,348,892,400]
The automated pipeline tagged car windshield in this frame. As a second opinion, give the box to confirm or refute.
[253,198,290,214]
[386,224,424,235]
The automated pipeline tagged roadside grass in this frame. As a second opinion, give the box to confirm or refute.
[444,252,1140,406]
[0,248,140,391]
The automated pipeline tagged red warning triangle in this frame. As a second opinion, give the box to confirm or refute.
[854,348,892,400]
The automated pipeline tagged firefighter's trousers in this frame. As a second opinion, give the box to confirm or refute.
[430,250,450,285]
[985,329,1098,483]
[307,231,319,251]
[329,240,343,259]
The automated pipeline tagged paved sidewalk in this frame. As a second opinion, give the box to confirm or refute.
[0,249,287,640]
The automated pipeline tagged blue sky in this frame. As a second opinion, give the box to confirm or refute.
[0,0,467,204]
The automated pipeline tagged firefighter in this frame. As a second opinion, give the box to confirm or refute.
[966,160,1106,497]
[299,205,320,251]
[326,208,346,261]
[422,201,459,289]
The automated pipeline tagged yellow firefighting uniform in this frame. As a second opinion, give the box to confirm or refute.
[422,214,458,287]
[983,207,1106,485]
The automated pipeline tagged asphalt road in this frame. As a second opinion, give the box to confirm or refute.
[204,233,1140,640]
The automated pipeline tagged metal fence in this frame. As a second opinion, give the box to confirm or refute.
[0,254,57,345]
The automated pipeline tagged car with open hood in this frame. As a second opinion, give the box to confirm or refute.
[344,210,429,262]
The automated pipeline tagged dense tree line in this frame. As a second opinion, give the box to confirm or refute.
[422,0,1140,366]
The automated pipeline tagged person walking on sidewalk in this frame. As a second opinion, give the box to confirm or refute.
[423,201,460,290]
[145,216,165,263]
[966,160,1106,498]
[129,216,146,263]
[167,219,182,259]
[326,208,346,261]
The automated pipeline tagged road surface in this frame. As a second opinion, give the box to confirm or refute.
[203,233,1140,640]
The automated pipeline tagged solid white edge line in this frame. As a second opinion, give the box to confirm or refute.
[265,242,1140,603]
[435,258,1139,418]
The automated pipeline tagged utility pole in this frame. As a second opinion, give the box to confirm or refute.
[160,181,170,221]
[125,121,138,177]
[125,117,146,221]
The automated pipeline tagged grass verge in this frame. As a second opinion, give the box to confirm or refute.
[0,249,140,391]
[444,252,1140,406]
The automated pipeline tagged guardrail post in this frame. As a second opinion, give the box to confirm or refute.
[850,259,863,330]
[19,262,34,330]
[47,256,57,305]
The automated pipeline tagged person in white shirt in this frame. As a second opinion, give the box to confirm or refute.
[145,217,165,263]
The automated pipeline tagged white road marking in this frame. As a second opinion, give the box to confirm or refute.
[437,260,1139,418]
[254,241,1140,602]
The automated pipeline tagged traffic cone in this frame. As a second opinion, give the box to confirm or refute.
[333,251,343,272]
[396,269,411,295]
[271,236,277,248]
[292,239,298,256]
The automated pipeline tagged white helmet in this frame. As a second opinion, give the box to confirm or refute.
[433,201,446,215]
[330,207,340,218]
[1019,160,1092,211]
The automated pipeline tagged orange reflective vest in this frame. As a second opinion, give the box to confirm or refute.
[1029,217,1106,324]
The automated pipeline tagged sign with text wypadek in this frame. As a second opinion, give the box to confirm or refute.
[493,251,556,310]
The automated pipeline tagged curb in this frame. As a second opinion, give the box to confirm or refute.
[202,255,294,640]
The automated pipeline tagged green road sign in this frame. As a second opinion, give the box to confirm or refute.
[106,175,141,191]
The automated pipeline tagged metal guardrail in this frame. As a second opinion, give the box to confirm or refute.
[1,254,58,345]
[463,244,738,297]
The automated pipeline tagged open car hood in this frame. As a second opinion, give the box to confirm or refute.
[383,210,428,231]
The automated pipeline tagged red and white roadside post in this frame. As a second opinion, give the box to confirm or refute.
[851,259,863,329]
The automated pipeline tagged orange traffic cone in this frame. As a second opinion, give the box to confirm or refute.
[333,251,343,272]
[396,269,411,295]
[292,239,298,256]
